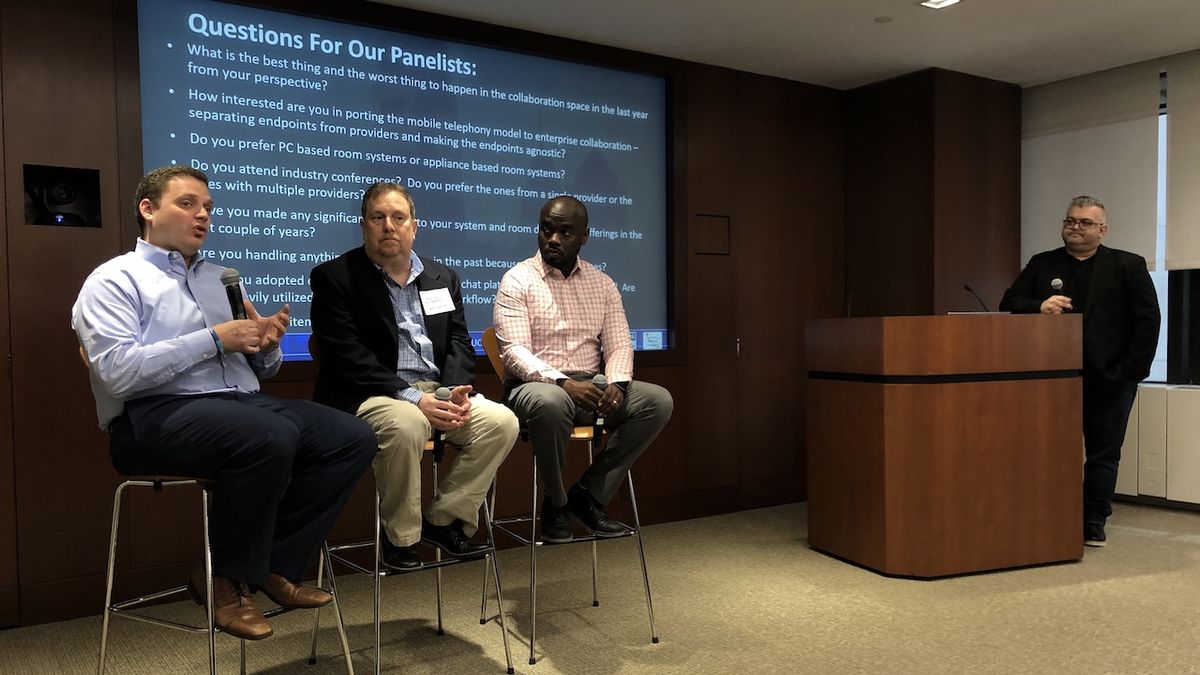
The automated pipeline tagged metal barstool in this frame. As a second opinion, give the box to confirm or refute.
[97,476,354,674]
[479,327,658,665]
[309,433,515,674]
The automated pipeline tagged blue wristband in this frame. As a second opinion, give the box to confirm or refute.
[209,329,223,355]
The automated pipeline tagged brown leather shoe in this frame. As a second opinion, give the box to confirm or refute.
[261,573,332,609]
[188,567,273,640]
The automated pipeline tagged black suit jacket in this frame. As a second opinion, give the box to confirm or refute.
[309,247,474,414]
[999,244,1160,382]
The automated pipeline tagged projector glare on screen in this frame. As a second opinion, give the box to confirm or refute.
[137,0,669,360]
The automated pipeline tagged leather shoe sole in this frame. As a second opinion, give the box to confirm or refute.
[260,573,332,609]
[420,520,490,558]
[381,545,424,572]
[567,510,628,538]
[539,510,573,544]
[186,573,273,641]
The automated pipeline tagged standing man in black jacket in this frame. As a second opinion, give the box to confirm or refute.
[1000,195,1160,547]
[310,181,517,571]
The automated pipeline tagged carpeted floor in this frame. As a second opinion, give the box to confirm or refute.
[2,500,1199,674]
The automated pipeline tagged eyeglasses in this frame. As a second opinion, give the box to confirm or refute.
[1062,217,1103,230]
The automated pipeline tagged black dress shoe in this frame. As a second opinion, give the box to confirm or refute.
[567,484,629,537]
[421,519,490,558]
[380,529,423,571]
[539,501,573,544]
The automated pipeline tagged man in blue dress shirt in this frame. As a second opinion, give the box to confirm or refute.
[72,166,376,640]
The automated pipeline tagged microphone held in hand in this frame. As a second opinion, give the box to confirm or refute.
[432,387,452,460]
[962,284,990,312]
[592,374,608,427]
[219,268,247,320]
[1050,278,1068,313]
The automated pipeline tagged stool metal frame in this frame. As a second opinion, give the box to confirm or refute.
[481,429,658,665]
[478,326,659,665]
[97,477,354,675]
[310,435,515,674]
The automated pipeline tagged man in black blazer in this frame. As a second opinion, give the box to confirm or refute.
[1000,195,1160,547]
[310,181,517,570]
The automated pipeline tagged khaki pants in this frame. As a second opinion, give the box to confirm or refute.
[357,386,518,547]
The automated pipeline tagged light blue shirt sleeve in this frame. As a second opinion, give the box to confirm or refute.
[72,240,275,429]
[399,386,424,405]
[73,267,219,400]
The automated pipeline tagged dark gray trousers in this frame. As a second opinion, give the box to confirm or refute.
[507,380,673,507]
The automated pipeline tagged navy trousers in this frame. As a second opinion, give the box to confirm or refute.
[109,392,376,584]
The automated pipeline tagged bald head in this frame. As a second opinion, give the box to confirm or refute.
[540,195,588,226]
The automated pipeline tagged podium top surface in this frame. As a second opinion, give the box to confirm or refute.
[806,314,1081,376]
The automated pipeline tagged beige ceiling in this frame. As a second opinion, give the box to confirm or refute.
[370,0,1200,89]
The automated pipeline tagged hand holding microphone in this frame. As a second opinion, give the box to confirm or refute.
[216,268,291,353]
[1040,277,1073,314]
[420,385,468,431]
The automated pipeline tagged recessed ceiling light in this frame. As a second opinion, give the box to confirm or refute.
[918,0,961,8]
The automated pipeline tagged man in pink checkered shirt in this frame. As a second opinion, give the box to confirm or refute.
[494,195,674,544]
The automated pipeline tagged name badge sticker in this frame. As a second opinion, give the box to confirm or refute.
[420,288,455,315]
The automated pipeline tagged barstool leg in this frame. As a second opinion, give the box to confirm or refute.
[308,550,326,664]
[202,489,218,674]
[97,481,128,675]
[626,473,658,644]
[323,543,355,674]
[587,442,599,608]
[481,499,515,674]
[373,492,382,675]
[529,463,539,665]
[433,463,444,637]
[239,639,246,675]
[479,479,497,625]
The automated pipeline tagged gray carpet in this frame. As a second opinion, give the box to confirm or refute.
[2,501,1199,674]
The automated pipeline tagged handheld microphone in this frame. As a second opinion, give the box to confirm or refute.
[432,386,453,461]
[962,284,990,312]
[592,374,608,429]
[1050,278,1069,313]
[219,268,247,320]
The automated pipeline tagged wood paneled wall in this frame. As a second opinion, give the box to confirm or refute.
[0,1,1014,628]
[845,69,1020,317]
[0,12,17,629]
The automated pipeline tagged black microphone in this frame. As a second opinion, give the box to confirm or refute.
[1050,278,1068,313]
[963,284,990,312]
[592,374,608,432]
[432,386,452,462]
[219,268,247,320]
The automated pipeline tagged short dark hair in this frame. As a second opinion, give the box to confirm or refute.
[540,194,588,226]
[134,166,208,232]
[361,181,415,221]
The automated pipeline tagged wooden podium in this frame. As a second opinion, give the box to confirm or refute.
[805,314,1083,577]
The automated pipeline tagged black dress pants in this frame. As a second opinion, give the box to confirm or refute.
[109,392,376,584]
[1082,375,1139,526]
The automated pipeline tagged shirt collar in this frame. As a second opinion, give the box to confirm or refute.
[375,250,424,287]
[535,252,582,279]
[135,238,206,274]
